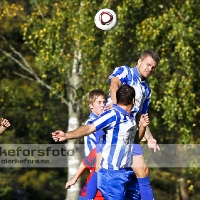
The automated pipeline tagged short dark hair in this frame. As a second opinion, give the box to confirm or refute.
[140,49,160,65]
[116,85,135,105]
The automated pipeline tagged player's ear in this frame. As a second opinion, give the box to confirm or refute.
[138,59,141,65]
[89,103,93,109]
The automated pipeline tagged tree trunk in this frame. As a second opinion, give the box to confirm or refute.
[65,116,81,200]
[176,177,190,200]
[65,49,82,200]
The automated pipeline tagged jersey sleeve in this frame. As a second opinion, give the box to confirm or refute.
[82,148,96,168]
[108,66,129,84]
[93,110,116,131]
[140,89,151,114]
[95,129,104,153]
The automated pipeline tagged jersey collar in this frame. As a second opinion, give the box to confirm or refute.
[113,104,129,116]
[133,66,146,83]
[89,112,99,119]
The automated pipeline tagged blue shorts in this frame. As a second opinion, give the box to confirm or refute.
[132,144,143,156]
[125,170,141,200]
[97,168,133,200]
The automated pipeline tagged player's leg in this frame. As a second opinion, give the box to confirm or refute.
[132,154,149,177]
[85,152,103,199]
[125,170,141,200]
[85,171,98,199]
[132,144,154,200]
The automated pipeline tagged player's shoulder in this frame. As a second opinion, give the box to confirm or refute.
[101,108,116,117]
[85,113,99,124]
[98,109,118,123]
[85,118,95,125]
[113,65,131,73]
[119,65,132,71]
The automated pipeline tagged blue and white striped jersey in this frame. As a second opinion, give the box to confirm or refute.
[84,112,98,156]
[108,66,151,115]
[93,105,137,170]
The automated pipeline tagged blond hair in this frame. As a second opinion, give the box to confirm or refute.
[86,89,106,108]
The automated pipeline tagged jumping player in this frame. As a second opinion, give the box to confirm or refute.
[105,49,160,200]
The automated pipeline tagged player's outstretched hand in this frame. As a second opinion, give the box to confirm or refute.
[1,118,11,129]
[52,130,67,142]
[140,114,150,127]
[65,178,77,189]
[147,137,160,153]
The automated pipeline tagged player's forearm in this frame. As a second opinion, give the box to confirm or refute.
[66,124,96,139]
[144,126,153,140]
[109,85,118,104]
[110,79,121,104]
[0,126,6,134]
[73,162,86,181]
[137,125,147,141]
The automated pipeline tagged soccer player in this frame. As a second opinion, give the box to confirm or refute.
[52,85,150,200]
[0,118,11,134]
[67,89,106,199]
[84,89,106,156]
[105,49,160,200]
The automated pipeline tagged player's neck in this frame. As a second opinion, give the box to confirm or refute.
[136,66,145,81]
[118,104,133,114]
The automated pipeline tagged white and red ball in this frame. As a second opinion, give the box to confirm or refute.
[94,8,117,31]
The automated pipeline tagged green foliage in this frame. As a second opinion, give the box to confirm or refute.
[0,78,68,143]
[135,0,200,144]
[16,169,66,199]
[0,77,68,199]
[0,171,12,197]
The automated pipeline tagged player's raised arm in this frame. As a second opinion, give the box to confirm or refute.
[52,124,96,142]
[104,77,122,111]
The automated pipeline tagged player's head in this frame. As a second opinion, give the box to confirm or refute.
[137,49,160,80]
[86,89,107,115]
[116,85,135,106]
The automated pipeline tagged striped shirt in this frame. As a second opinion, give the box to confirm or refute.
[108,66,151,115]
[93,105,137,170]
[84,112,99,156]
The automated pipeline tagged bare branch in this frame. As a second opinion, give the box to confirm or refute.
[33,0,44,19]
[13,71,68,105]
[0,47,69,106]
[13,72,35,81]
[0,37,69,106]
[0,48,33,74]
[0,35,34,72]
[25,43,38,56]
[167,1,187,22]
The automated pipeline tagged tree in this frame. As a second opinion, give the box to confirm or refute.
[135,0,200,143]
[135,0,200,198]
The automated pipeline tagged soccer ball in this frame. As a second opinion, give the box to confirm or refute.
[94,8,117,31]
